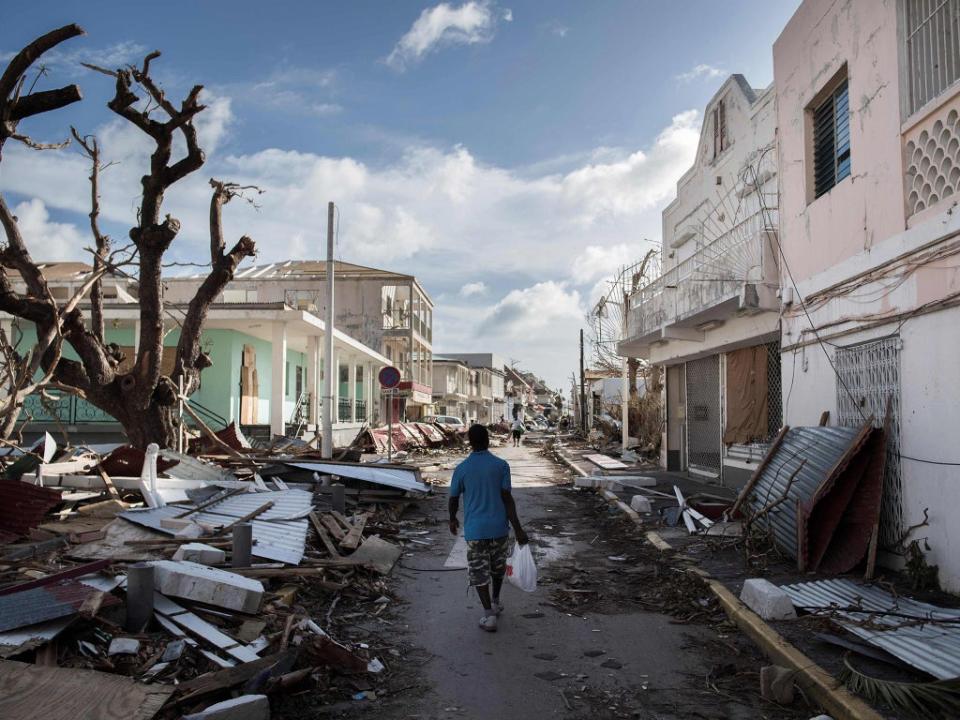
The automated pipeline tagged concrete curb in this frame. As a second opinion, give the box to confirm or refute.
[553,448,882,720]
[707,578,884,720]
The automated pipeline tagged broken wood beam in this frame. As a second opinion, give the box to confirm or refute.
[339,512,370,551]
[309,512,342,558]
[318,513,345,541]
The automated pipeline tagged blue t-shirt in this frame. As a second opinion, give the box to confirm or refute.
[449,450,511,541]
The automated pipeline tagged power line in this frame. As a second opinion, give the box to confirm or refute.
[751,150,960,466]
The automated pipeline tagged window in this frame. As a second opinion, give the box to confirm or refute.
[295,366,303,398]
[712,99,728,159]
[812,77,851,198]
[901,0,960,117]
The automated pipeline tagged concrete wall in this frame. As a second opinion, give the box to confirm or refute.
[775,0,960,591]
[663,76,776,270]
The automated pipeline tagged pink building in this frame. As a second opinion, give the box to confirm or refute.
[775,0,960,589]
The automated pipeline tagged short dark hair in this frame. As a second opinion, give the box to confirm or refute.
[468,424,490,451]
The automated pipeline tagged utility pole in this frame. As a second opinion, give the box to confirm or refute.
[621,286,630,455]
[579,328,587,435]
[321,201,335,459]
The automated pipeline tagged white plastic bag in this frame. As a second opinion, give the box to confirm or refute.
[506,542,537,592]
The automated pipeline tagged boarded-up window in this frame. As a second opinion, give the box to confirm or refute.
[723,345,768,445]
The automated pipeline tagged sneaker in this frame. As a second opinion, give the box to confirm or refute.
[478,614,498,632]
[492,600,504,616]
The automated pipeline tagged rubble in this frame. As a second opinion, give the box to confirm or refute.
[0,431,434,719]
[150,561,265,614]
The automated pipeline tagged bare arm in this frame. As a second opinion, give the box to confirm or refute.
[501,490,528,545]
[448,495,460,535]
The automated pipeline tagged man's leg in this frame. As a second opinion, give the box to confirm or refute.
[475,583,493,610]
[490,536,509,610]
[467,540,497,631]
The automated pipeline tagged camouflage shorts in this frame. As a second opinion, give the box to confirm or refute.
[466,536,510,587]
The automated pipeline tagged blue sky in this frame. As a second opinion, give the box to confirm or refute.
[0,1,799,389]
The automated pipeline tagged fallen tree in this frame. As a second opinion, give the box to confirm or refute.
[0,24,256,447]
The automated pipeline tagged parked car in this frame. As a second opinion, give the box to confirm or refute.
[425,415,466,430]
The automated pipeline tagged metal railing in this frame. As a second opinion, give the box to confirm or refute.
[186,398,229,430]
[338,397,352,422]
[626,209,775,341]
[354,399,367,422]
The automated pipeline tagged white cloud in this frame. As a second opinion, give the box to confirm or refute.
[502,8,513,22]
[460,281,488,297]
[0,99,698,387]
[543,20,568,38]
[9,199,87,262]
[570,242,656,287]
[386,1,501,70]
[675,63,725,83]
[479,281,582,338]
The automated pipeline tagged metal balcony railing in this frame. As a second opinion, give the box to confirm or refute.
[626,208,777,342]
[354,399,367,422]
[338,397,353,423]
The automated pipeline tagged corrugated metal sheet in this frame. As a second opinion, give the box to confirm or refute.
[782,578,960,680]
[0,481,62,540]
[0,581,120,632]
[286,462,428,493]
[119,489,312,565]
[744,426,862,561]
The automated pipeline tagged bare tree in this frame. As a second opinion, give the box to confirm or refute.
[0,26,256,447]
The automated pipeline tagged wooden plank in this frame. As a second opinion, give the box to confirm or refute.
[93,465,121,501]
[318,513,345,541]
[309,512,341,558]
[0,659,172,720]
[330,511,354,532]
[339,512,370,551]
[215,501,274,535]
[729,425,790,518]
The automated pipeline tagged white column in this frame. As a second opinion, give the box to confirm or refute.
[307,335,320,425]
[270,322,287,437]
[133,319,141,357]
[348,358,357,423]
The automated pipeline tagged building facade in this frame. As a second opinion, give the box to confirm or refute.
[619,74,782,487]
[431,357,470,421]
[439,353,507,423]
[4,264,390,447]
[774,0,960,589]
[165,260,434,421]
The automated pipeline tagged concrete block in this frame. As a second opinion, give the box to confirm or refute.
[574,476,621,490]
[740,578,797,620]
[173,542,227,564]
[150,560,264,614]
[182,694,269,720]
[108,637,140,655]
[629,495,652,513]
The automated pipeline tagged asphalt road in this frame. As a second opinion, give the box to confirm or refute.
[385,443,722,720]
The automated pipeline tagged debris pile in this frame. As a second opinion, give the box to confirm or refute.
[0,431,432,719]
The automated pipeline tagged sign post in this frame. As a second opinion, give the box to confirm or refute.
[378,366,402,462]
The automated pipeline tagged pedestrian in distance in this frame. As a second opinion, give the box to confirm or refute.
[511,417,524,447]
[448,425,529,632]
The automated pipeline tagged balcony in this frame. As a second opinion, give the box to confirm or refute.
[620,210,779,356]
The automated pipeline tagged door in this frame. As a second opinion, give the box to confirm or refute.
[685,355,721,478]
[666,364,686,471]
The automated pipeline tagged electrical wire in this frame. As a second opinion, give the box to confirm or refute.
[751,149,960,467]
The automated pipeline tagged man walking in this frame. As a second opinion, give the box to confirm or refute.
[449,425,529,632]
[510,417,524,447]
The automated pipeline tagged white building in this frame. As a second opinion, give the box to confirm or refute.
[619,74,781,487]
[439,353,507,423]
